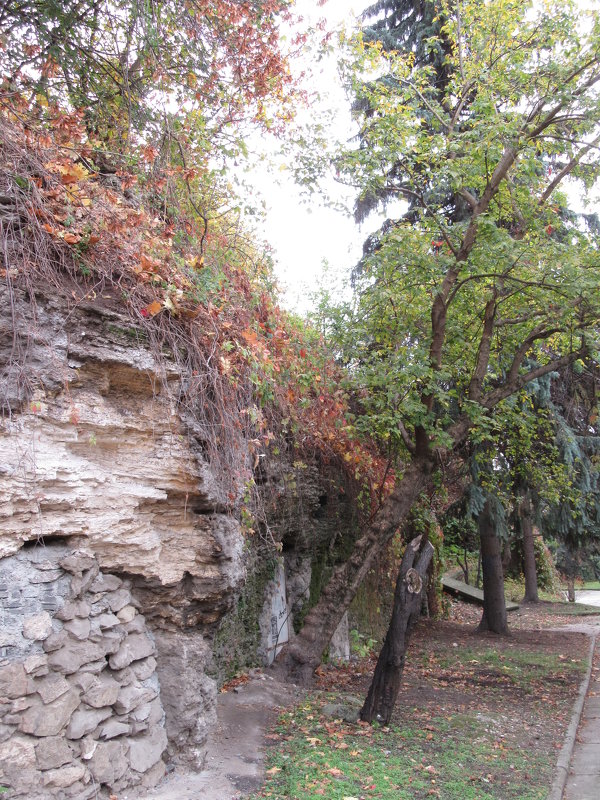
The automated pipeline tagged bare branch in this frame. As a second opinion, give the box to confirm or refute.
[397,419,416,454]
[539,134,600,205]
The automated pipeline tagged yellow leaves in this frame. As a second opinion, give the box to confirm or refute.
[44,160,90,185]
[265,766,281,775]
[186,254,204,269]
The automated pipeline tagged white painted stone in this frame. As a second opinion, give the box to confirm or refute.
[329,611,350,662]
[22,611,53,641]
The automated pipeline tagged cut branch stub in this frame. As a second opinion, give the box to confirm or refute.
[405,567,422,594]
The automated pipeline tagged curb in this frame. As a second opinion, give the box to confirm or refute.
[546,632,598,800]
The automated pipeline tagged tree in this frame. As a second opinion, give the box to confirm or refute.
[542,360,600,594]
[0,0,295,151]
[360,533,434,724]
[277,0,600,685]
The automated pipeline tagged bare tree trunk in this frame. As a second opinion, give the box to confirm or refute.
[477,500,509,635]
[273,457,434,685]
[360,535,434,725]
[520,491,539,603]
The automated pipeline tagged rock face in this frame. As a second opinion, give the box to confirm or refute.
[0,287,246,796]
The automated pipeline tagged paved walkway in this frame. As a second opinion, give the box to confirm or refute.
[576,590,600,608]
[555,627,600,800]
[563,631,600,800]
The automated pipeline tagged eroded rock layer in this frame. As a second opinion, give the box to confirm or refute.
[0,287,246,796]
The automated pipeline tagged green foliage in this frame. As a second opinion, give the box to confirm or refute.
[317,0,600,473]
[213,550,278,683]
[349,628,377,657]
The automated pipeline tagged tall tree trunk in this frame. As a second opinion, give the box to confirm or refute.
[273,457,434,685]
[360,535,434,725]
[520,490,539,603]
[477,500,509,634]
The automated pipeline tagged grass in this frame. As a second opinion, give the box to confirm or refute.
[581,581,600,590]
[550,602,600,616]
[432,646,585,691]
[252,634,586,800]
[253,699,550,800]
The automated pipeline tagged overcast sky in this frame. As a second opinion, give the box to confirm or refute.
[243,0,370,314]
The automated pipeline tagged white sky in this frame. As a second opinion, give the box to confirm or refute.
[242,0,371,314]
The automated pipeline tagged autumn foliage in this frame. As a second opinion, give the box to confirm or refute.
[0,87,391,525]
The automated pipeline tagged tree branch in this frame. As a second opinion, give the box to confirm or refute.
[482,351,583,409]
[539,134,600,205]
[468,294,497,402]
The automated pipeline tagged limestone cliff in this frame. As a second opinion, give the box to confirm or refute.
[0,285,246,797]
[0,281,359,799]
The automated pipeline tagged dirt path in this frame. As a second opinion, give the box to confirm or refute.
[125,673,301,800]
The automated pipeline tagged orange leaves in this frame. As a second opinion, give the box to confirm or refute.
[241,328,259,347]
[141,145,159,163]
[141,301,163,318]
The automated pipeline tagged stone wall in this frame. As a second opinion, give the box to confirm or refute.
[0,287,246,796]
[0,544,166,798]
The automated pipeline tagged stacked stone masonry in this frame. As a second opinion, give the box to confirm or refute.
[0,545,167,798]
